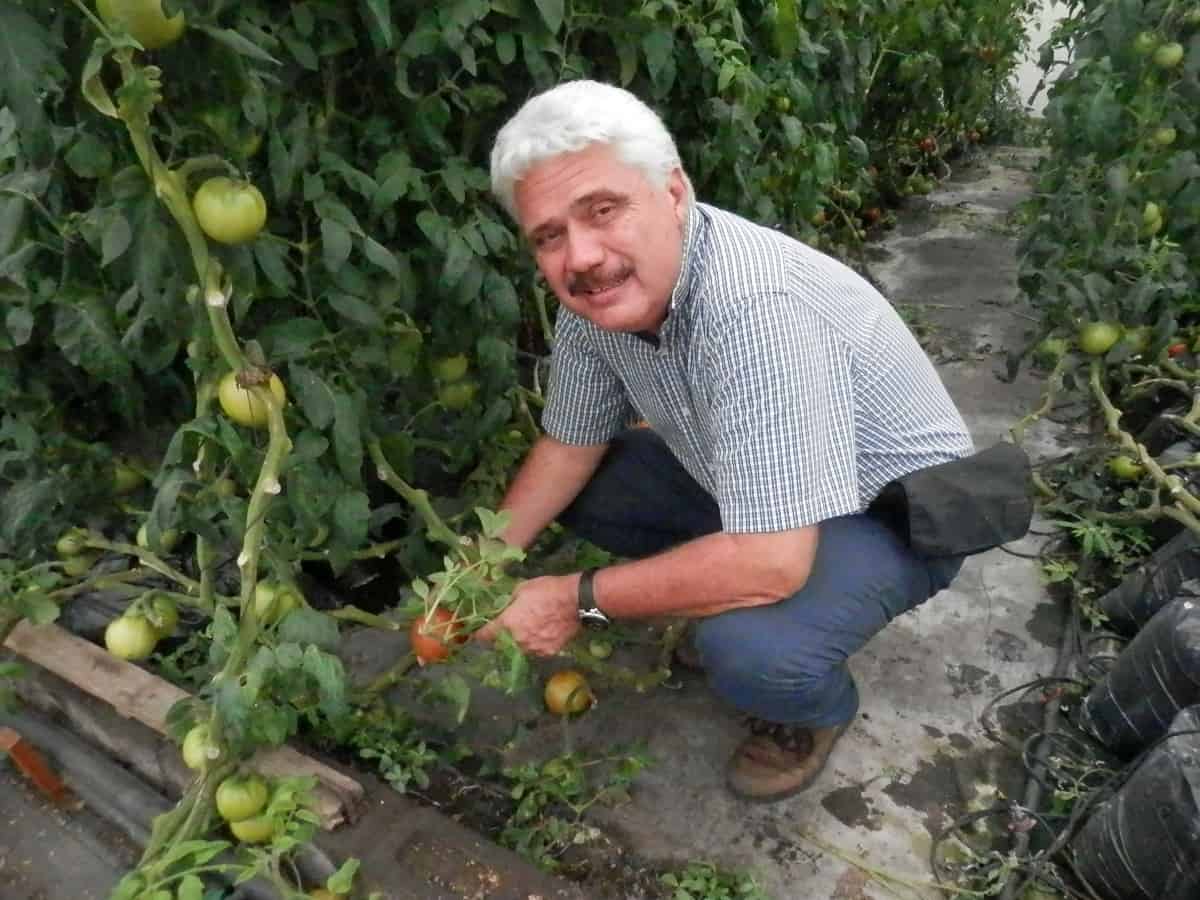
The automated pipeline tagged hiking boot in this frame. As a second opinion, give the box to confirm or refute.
[726,718,850,802]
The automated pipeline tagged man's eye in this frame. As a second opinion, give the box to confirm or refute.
[593,203,616,220]
[534,230,563,249]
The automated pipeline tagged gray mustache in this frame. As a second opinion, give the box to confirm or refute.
[568,268,632,296]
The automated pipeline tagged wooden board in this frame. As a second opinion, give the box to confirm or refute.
[4,620,363,829]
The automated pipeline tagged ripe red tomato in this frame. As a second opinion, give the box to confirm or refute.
[410,608,465,665]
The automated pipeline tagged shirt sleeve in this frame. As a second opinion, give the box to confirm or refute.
[540,311,634,445]
[709,293,862,532]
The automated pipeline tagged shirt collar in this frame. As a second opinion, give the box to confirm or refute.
[633,198,701,348]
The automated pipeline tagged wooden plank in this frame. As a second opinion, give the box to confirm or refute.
[4,620,363,829]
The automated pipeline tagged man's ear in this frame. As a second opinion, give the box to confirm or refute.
[667,168,689,225]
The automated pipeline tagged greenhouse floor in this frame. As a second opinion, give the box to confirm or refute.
[2,145,1073,900]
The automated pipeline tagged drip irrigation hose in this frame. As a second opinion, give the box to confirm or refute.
[998,593,1077,900]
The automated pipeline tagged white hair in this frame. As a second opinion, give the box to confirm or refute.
[489,80,689,219]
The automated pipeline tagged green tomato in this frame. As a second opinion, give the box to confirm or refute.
[113,460,145,495]
[104,615,159,661]
[438,380,478,411]
[1077,322,1122,356]
[1132,31,1160,55]
[95,0,185,50]
[1152,126,1177,147]
[63,552,99,578]
[216,774,269,822]
[1108,456,1145,480]
[136,522,180,554]
[181,724,219,770]
[229,814,275,844]
[146,593,179,638]
[588,639,614,660]
[56,528,89,558]
[217,371,287,429]
[214,477,239,498]
[252,581,301,625]
[1153,42,1185,68]
[431,353,470,383]
[1033,337,1069,367]
[192,177,268,245]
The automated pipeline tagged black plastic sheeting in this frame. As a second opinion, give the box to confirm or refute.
[1077,598,1200,757]
[1071,705,1200,900]
[1097,529,1200,635]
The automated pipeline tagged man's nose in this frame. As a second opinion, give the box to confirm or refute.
[564,225,604,271]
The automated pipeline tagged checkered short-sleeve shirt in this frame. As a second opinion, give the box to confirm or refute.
[541,202,974,533]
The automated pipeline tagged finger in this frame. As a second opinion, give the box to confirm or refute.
[474,618,500,643]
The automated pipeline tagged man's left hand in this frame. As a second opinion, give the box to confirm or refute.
[475,574,580,656]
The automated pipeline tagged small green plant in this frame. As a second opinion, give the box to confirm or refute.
[497,749,651,872]
[659,861,772,900]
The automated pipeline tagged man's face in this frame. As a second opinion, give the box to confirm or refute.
[513,143,689,334]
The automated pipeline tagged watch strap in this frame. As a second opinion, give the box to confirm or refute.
[577,568,599,615]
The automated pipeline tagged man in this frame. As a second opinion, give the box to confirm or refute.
[476,80,973,803]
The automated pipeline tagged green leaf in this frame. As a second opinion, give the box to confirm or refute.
[0,478,54,551]
[773,0,800,56]
[193,25,281,65]
[65,134,113,179]
[260,317,326,359]
[438,673,473,724]
[101,210,132,267]
[361,0,393,50]
[442,232,474,287]
[177,875,204,900]
[615,36,638,86]
[328,292,383,329]
[80,40,118,120]
[532,0,564,34]
[327,859,361,895]
[288,364,336,430]
[278,608,340,650]
[642,30,677,92]
[321,219,352,273]
[6,307,33,346]
[332,392,364,483]
[333,489,370,550]
[303,645,349,719]
[18,590,58,625]
[53,294,132,383]
[254,239,296,292]
[495,32,516,65]
[0,4,62,156]
[362,237,401,278]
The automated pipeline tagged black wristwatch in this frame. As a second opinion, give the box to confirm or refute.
[577,569,612,628]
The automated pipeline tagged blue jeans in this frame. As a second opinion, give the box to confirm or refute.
[559,429,963,727]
